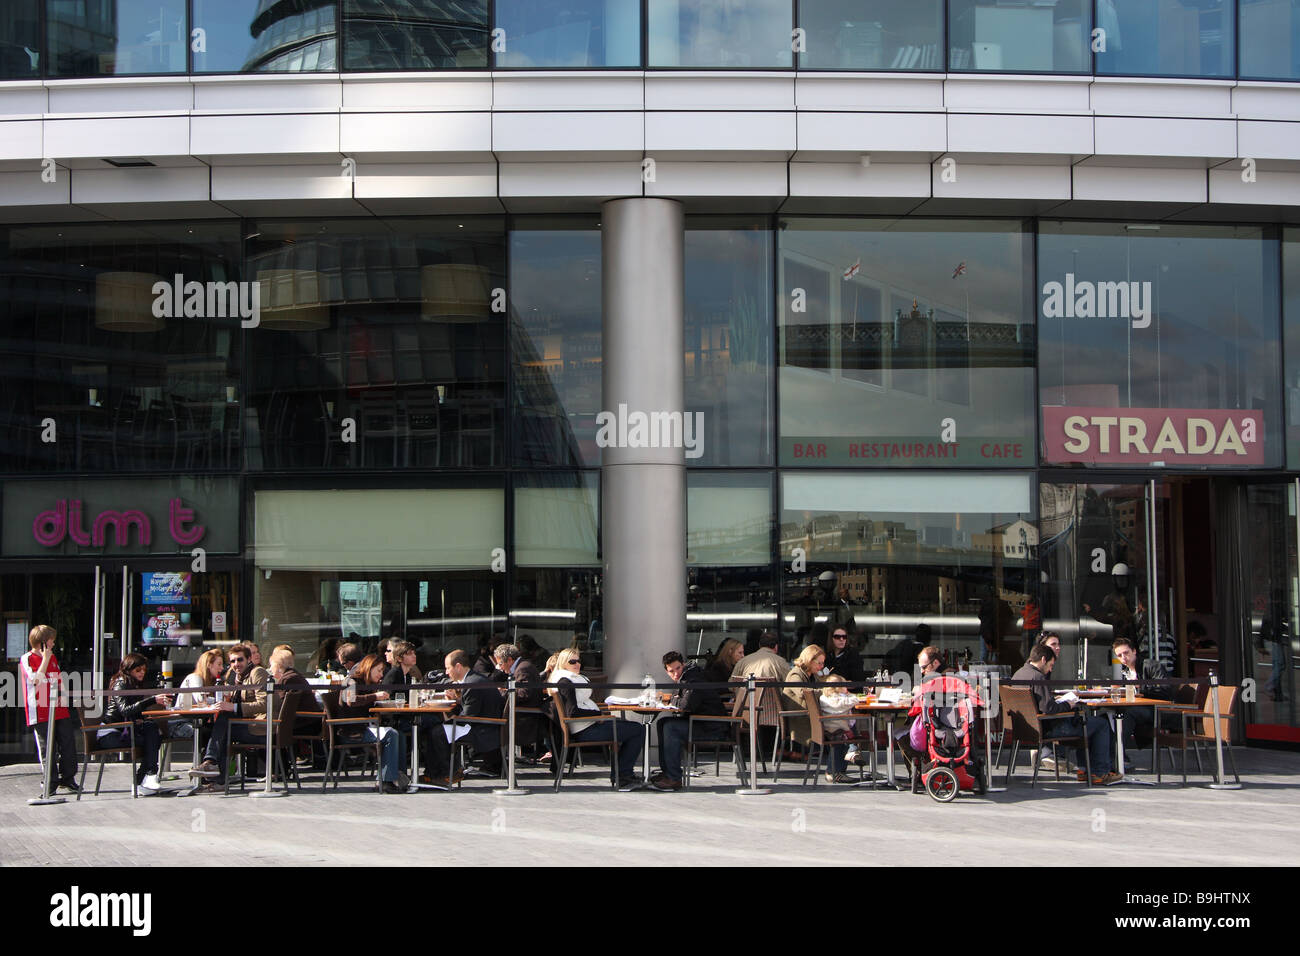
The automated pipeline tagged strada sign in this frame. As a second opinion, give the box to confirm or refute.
[1043,406,1264,465]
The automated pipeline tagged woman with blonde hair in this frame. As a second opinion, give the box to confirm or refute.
[176,649,226,710]
[782,644,852,783]
[707,638,744,683]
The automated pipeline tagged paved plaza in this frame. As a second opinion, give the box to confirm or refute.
[2,748,1298,867]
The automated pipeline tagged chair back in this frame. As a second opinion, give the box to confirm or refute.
[729,682,747,721]
[802,688,826,747]
[551,690,576,748]
[1198,685,1237,741]
[999,685,1044,745]
[78,706,136,755]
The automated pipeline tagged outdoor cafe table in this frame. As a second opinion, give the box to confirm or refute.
[370,701,456,792]
[142,707,220,795]
[852,700,911,790]
[604,703,680,784]
[1074,694,1199,785]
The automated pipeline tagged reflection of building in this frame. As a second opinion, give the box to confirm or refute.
[973,519,1038,559]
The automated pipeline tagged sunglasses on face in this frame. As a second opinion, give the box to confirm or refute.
[566,659,581,665]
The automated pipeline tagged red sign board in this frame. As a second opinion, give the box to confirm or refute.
[1043,407,1264,465]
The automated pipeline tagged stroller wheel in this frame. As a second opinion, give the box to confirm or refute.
[926,766,959,803]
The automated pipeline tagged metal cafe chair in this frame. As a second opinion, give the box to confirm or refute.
[999,685,1092,788]
[1155,684,1240,786]
[76,708,140,799]
[683,683,748,786]
[549,693,621,792]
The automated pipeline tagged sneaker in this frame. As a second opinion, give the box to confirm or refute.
[382,781,406,794]
[1039,754,1058,771]
[825,772,854,784]
[58,779,84,795]
[188,760,220,779]
[139,773,162,793]
[1076,769,1088,782]
[649,776,682,792]
[1092,772,1123,786]
[616,776,642,791]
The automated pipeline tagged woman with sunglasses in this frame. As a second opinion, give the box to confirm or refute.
[548,651,643,790]
[100,653,173,794]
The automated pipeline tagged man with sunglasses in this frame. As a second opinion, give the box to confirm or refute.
[188,643,268,783]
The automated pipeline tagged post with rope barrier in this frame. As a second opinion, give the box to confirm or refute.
[978,670,1006,794]
[735,675,771,796]
[1207,672,1242,791]
[493,677,528,796]
[251,676,286,799]
[28,674,67,806]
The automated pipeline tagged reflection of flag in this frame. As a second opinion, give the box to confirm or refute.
[843,259,861,280]
[952,261,966,278]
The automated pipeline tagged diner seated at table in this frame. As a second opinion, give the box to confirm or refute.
[169,649,226,743]
[819,674,865,766]
[650,651,727,791]
[339,653,408,793]
[707,638,745,684]
[492,642,545,756]
[1011,644,1121,786]
[548,649,644,790]
[1112,636,1175,757]
[336,642,362,674]
[783,645,852,783]
[100,653,173,794]
[188,643,269,784]
[424,650,505,784]
[382,640,422,689]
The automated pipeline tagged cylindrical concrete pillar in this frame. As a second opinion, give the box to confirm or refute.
[601,198,685,684]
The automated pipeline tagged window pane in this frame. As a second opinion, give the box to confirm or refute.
[948,0,1091,72]
[495,0,639,67]
[799,0,942,70]
[1287,229,1300,468]
[342,0,487,70]
[685,220,773,466]
[511,222,602,468]
[688,471,777,644]
[1095,0,1234,78]
[515,473,600,566]
[1241,0,1300,79]
[512,568,603,670]
[0,1,40,78]
[244,218,506,471]
[1039,222,1281,469]
[0,222,243,473]
[193,0,338,72]
[48,0,188,76]
[781,472,1034,669]
[648,0,792,68]
[778,218,1035,467]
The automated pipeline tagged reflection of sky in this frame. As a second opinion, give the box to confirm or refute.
[1039,226,1278,411]
[649,0,792,67]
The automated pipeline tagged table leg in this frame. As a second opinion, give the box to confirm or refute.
[884,715,897,789]
[868,714,880,789]
[1112,707,1155,786]
[408,721,421,793]
[642,718,652,784]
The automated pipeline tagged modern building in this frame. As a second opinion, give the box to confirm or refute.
[2,1,1299,759]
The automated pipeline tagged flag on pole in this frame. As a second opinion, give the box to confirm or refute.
[843,259,861,280]
[952,261,966,278]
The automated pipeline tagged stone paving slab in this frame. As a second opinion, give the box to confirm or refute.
[2,749,1298,867]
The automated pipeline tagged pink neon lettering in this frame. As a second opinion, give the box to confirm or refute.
[68,498,92,546]
[92,510,151,548]
[168,498,205,546]
[32,500,67,546]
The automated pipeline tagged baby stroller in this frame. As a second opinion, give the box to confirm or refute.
[908,675,986,803]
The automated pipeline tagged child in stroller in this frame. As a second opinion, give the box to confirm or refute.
[902,674,986,802]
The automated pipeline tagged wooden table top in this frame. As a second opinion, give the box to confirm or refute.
[143,707,220,719]
[369,703,456,715]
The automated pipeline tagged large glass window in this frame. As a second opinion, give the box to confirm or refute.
[494,0,639,67]
[1285,229,1300,469]
[1240,0,1300,80]
[192,0,338,72]
[948,0,1091,72]
[48,0,188,76]
[244,219,506,471]
[342,0,488,70]
[781,472,1035,670]
[688,471,776,648]
[1095,0,1234,78]
[648,0,792,68]
[510,221,602,468]
[778,218,1034,467]
[685,219,773,467]
[1039,222,1281,469]
[0,222,243,474]
[0,1,40,78]
[799,0,942,71]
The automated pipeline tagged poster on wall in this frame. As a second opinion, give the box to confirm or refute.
[6,620,28,660]
[141,571,192,605]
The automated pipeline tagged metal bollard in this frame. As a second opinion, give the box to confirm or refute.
[251,677,286,799]
[28,675,67,806]
[493,678,528,796]
[736,675,771,796]
[1207,672,1242,791]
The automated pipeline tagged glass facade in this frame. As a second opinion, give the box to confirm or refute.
[0,1,1288,77]
[799,0,943,71]
[648,0,793,68]
[1039,222,1281,470]
[192,0,338,72]
[1095,0,1235,78]
[495,0,639,67]
[48,0,188,76]
[949,0,1091,73]
[779,218,1035,467]
[1286,229,1300,469]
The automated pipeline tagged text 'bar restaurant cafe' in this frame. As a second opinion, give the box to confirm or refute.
[0,0,1299,768]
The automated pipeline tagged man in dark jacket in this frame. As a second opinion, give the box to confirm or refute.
[650,651,727,791]
[427,649,504,782]
[1011,644,1119,785]
[492,642,545,752]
